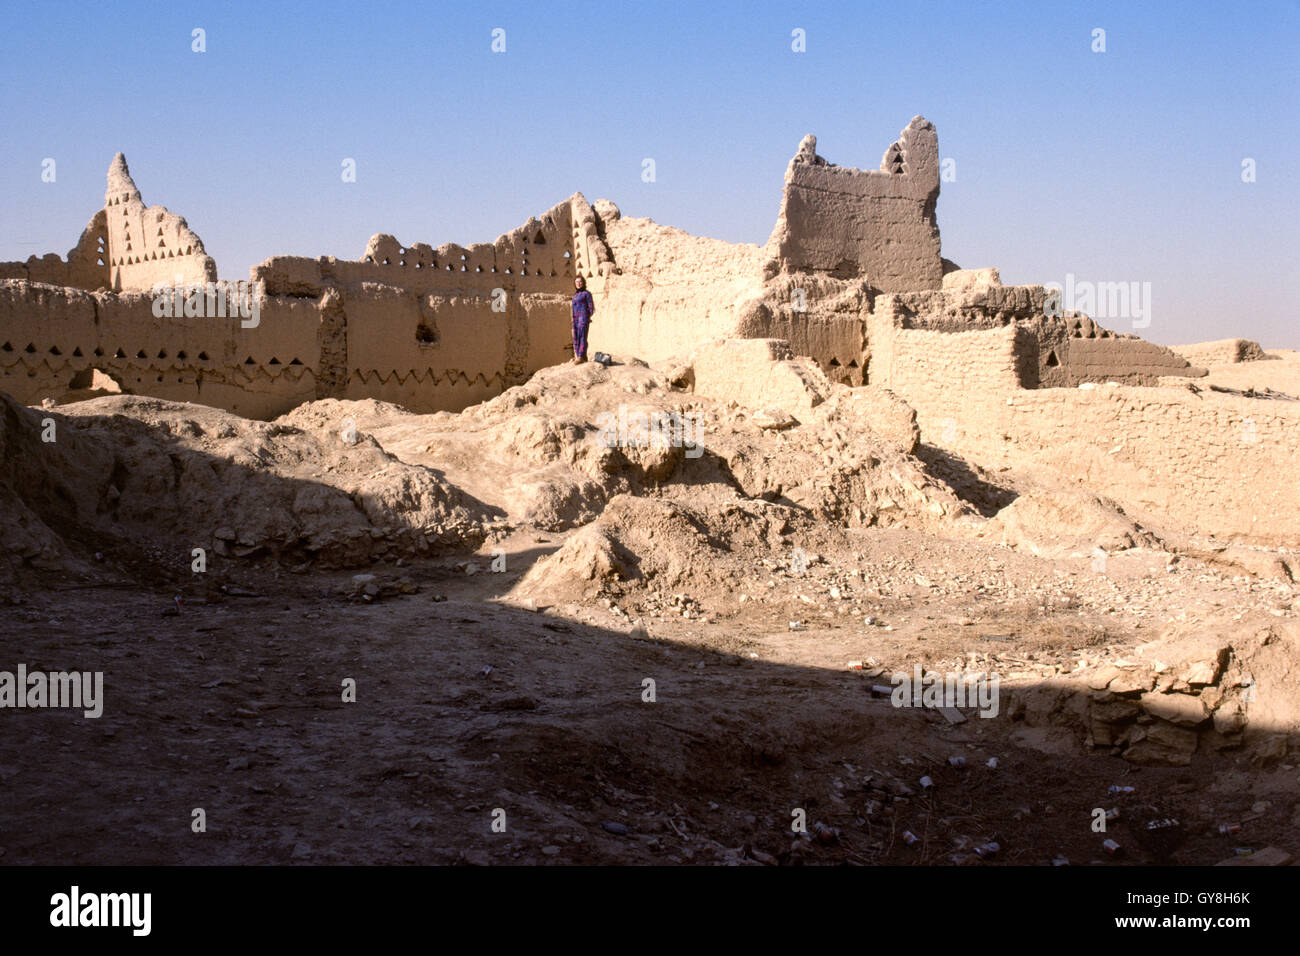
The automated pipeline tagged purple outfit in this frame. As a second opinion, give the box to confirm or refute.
[571,288,594,359]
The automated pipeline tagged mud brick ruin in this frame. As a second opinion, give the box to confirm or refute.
[0,116,1205,421]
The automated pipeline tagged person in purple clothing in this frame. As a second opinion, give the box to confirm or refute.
[570,276,595,364]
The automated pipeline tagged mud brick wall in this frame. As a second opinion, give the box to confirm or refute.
[764,117,942,292]
[908,381,1300,545]
[868,318,1028,394]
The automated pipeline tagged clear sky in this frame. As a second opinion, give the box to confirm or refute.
[1,0,1296,346]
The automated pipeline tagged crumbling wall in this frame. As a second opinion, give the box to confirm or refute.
[906,378,1300,545]
[690,338,832,413]
[1172,338,1272,367]
[0,280,319,419]
[873,282,1201,388]
[587,214,764,363]
[0,210,110,291]
[1038,324,1207,386]
[103,154,216,291]
[868,315,1029,395]
[764,117,942,292]
[252,194,607,296]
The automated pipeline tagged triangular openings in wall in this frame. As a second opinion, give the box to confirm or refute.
[114,349,126,359]
[533,232,546,245]
[244,357,256,365]
[157,350,167,359]
[1045,350,1060,367]
[289,358,302,366]
[1,342,11,352]
[198,352,209,361]
[49,346,61,355]
[136,350,147,359]
[268,357,281,365]
[24,344,36,353]
[176,351,187,360]
[93,347,104,357]
[72,347,83,357]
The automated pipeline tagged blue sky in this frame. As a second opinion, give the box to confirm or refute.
[1,0,1296,345]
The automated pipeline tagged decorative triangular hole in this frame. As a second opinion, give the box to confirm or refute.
[1045,349,1060,367]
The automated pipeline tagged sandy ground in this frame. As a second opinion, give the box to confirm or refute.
[1,526,1295,866]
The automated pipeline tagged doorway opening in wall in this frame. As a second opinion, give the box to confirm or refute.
[67,368,124,396]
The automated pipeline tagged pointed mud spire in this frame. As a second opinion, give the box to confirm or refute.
[106,152,141,205]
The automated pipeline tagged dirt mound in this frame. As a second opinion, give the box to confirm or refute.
[340,355,967,535]
[0,392,490,581]
[984,486,1161,558]
[516,493,788,601]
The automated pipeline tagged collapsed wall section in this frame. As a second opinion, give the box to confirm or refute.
[871,281,1203,389]
[764,117,943,292]
[0,210,111,291]
[587,213,765,363]
[907,379,1300,545]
